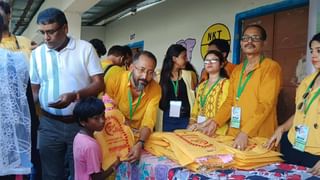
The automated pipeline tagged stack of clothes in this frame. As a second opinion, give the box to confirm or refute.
[145,130,234,172]
[214,136,283,170]
[145,130,282,172]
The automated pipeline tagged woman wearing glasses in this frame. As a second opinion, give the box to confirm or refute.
[266,33,320,176]
[188,50,229,135]
[159,44,196,132]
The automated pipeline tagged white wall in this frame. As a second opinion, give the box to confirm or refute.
[81,26,106,43]
[103,0,280,72]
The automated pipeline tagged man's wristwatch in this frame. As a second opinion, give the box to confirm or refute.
[137,139,145,148]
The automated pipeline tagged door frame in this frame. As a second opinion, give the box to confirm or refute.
[232,0,309,64]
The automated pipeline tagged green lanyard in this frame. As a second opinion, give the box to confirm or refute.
[303,71,320,116]
[171,79,179,97]
[200,78,221,108]
[128,73,143,120]
[236,56,264,101]
[304,89,320,116]
[128,91,142,121]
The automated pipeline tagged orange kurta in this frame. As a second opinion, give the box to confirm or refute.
[224,61,236,76]
[214,57,282,138]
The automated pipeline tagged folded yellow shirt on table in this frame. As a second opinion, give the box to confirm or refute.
[145,130,282,172]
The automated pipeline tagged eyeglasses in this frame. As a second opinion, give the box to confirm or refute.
[37,25,63,36]
[134,65,155,76]
[241,35,262,42]
[204,58,219,64]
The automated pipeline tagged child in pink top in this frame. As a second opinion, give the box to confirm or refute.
[73,97,120,180]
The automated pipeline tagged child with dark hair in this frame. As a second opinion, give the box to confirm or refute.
[73,97,120,180]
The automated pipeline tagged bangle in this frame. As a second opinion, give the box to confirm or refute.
[73,91,80,102]
[76,92,80,101]
[137,139,145,148]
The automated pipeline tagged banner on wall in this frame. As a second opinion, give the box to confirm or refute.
[176,38,196,62]
[200,23,231,59]
[127,40,144,57]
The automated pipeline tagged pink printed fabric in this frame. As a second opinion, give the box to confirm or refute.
[73,133,102,180]
[115,151,320,180]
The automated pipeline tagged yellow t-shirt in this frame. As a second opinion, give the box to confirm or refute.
[288,71,320,155]
[215,57,282,138]
[190,78,229,135]
[100,59,113,71]
[105,66,161,132]
[0,35,31,61]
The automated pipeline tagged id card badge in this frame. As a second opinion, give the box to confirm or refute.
[293,125,309,152]
[197,115,207,124]
[169,101,182,118]
[231,106,241,128]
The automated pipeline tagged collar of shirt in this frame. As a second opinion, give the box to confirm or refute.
[45,36,75,52]
[243,56,264,75]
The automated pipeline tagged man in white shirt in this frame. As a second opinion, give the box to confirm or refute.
[29,8,104,180]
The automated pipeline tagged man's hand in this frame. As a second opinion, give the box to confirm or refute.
[48,92,76,109]
[233,131,248,151]
[308,160,320,176]
[200,120,217,136]
[265,126,284,149]
[126,142,143,163]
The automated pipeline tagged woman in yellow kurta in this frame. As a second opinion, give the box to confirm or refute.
[188,50,229,135]
[266,33,320,176]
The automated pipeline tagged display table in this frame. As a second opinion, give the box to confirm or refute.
[115,151,320,180]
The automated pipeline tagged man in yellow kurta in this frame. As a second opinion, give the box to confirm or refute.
[101,45,126,70]
[104,51,161,163]
[201,25,282,151]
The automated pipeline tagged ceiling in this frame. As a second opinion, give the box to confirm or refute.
[10,0,44,35]
[9,0,164,35]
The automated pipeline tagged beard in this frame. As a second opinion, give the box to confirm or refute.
[137,82,145,91]
[132,72,148,91]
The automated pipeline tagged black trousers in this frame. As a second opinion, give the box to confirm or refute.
[280,131,320,168]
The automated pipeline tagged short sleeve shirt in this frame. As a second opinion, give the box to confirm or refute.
[73,133,102,180]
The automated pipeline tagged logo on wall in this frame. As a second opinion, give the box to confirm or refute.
[176,38,196,62]
[200,23,231,59]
